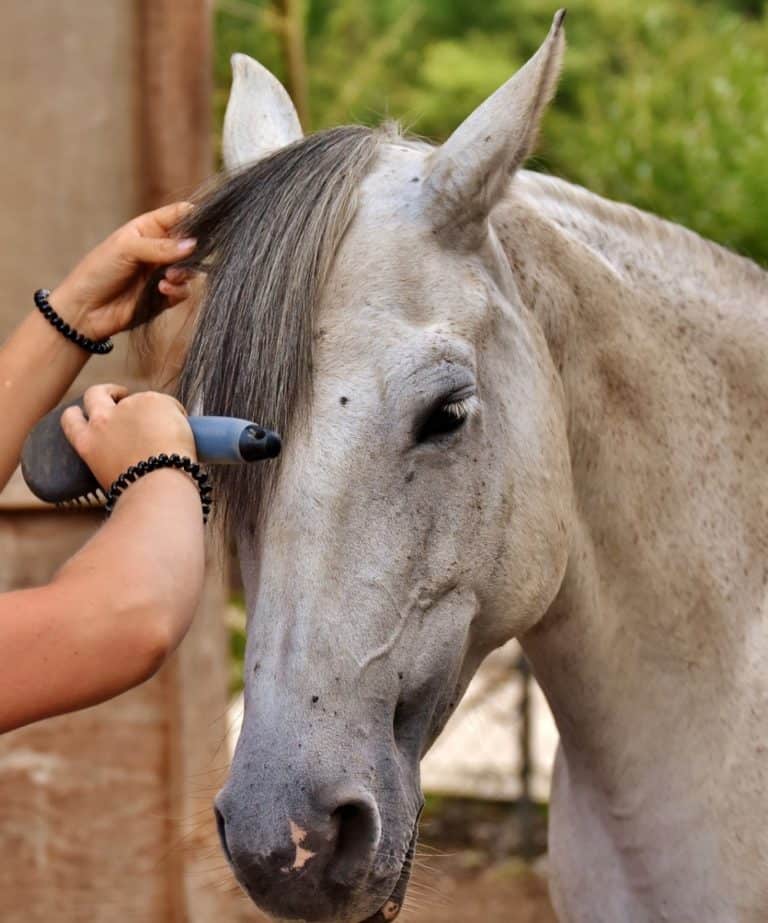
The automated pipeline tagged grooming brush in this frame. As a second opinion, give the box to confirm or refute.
[21,397,281,507]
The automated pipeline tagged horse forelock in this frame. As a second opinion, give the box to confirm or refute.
[167,125,384,534]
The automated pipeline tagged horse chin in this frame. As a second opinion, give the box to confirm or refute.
[361,823,419,923]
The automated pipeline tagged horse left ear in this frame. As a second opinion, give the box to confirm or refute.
[424,10,566,246]
[222,54,304,170]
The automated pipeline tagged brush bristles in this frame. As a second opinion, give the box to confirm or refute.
[55,488,106,510]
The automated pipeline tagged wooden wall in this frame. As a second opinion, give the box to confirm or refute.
[0,3,255,919]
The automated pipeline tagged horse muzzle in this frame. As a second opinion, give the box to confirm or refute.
[214,777,419,922]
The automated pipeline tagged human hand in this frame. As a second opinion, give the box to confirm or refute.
[61,384,197,489]
[48,203,197,341]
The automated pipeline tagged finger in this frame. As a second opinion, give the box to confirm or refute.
[169,395,189,417]
[167,290,192,308]
[164,266,194,284]
[83,383,129,419]
[132,201,195,236]
[125,234,196,266]
[60,405,89,452]
[158,279,192,305]
[121,390,189,418]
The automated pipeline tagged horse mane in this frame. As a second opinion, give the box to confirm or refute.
[516,170,768,295]
[137,125,383,534]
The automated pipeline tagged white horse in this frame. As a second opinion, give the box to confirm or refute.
[166,13,768,923]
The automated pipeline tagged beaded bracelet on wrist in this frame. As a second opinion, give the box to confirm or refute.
[34,288,114,355]
[105,454,212,523]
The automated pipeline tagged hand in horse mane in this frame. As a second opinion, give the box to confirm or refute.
[50,201,197,341]
[0,201,198,495]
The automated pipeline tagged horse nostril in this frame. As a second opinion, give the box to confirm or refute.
[328,797,381,883]
[214,803,233,865]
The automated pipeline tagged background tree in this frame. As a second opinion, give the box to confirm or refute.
[215,1,768,264]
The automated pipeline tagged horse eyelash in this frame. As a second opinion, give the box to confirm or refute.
[442,395,478,420]
[415,391,479,443]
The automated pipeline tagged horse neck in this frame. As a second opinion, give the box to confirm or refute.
[494,173,768,802]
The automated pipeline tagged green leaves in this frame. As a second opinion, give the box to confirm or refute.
[539,3,768,264]
[214,0,768,265]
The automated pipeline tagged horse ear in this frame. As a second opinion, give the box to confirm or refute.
[222,54,304,170]
[424,10,566,246]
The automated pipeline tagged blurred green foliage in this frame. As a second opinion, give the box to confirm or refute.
[215,0,768,265]
[228,597,247,695]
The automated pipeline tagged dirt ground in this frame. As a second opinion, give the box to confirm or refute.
[395,796,556,922]
[404,852,557,923]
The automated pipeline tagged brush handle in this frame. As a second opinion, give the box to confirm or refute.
[187,416,281,464]
[21,398,280,505]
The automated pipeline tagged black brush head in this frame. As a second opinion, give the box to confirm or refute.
[21,399,100,505]
[238,425,281,461]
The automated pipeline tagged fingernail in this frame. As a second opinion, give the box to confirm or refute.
[176,237,196,251]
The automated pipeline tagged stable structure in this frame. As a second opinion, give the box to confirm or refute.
[420,640,557,803]
[0,4,255,920]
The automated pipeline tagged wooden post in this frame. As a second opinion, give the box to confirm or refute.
[136,0,213,210]
[275,0,310,129]
[0,3,254,919]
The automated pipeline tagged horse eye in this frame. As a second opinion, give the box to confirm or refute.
[416,397,474,443]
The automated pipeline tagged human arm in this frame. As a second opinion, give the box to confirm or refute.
[0,202,196,492]
[0,387,205,732]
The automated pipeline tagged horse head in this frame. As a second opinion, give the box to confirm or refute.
[183,13,572,922]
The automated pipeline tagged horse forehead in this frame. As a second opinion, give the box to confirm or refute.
[327,145,488,316]
[355,142,431,228]
[320,240,489,348]
[318,142,490,352]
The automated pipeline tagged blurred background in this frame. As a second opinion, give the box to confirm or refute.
[215,0,768,264]
[0,2,765,922]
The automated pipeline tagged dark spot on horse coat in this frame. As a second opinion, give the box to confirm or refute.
[340,396,349,406]
[595,349,647,425]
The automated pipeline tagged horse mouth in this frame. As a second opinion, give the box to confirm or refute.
[361,819,419,923]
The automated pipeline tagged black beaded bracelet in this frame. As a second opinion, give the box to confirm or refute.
[34,288,114,355]
[104,454,212,523]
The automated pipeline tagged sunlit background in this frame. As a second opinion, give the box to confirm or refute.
[215,0,768,264]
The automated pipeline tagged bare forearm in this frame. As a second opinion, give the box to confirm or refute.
[56,470,206,664]
[0,471,205,731]
[0,307,88,491]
